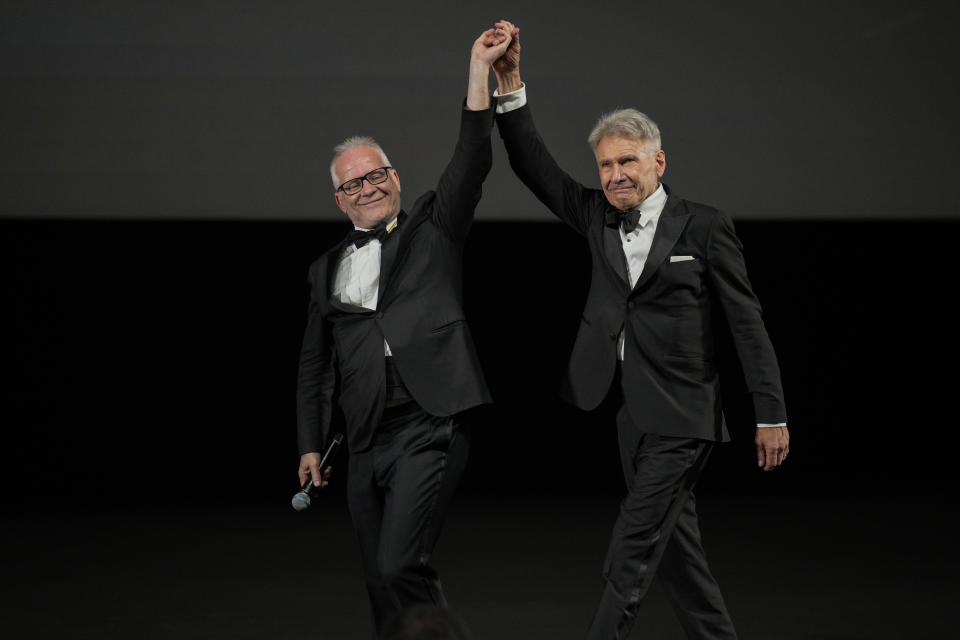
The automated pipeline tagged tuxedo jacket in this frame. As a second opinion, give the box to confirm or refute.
[297,107,494,455]
[497,104,786,442]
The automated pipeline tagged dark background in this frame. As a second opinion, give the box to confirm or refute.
[5,218,959,638]
[4,2,959,638]
[1,0,956,220]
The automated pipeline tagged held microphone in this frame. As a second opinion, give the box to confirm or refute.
[291,433,343,512]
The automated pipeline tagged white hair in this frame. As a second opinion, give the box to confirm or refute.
[587,108,662,155]
[329,136,392,189]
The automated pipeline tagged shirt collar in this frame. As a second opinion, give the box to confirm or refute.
[635,183,667,229]
[353,215,399,233]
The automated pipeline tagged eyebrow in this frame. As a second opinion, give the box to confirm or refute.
[598,154,637,165]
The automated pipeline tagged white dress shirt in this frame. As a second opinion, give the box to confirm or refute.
[332,216,399,355]
[615,184,668,360]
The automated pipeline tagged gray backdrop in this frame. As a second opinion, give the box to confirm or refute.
[2,0,955,220]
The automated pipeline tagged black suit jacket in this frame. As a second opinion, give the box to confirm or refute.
[297,107,494,454]
[497,104,786,442]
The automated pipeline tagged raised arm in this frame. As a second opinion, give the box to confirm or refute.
[492,21,522,94]
[431,26,512,243]
[490,21,595,236]
[467,26,512,110]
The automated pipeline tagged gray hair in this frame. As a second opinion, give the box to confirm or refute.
[587,109,662,155]
[329,136,392,189]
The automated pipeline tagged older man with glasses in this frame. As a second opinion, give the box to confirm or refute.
[295,25,513,638]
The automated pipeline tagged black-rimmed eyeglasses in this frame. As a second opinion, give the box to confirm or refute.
[336,166,393,196]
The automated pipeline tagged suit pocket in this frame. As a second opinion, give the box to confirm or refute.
[430,318,465,333]
[657,258,703,299]
[665,352,708,363]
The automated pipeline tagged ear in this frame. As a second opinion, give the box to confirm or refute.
[391,168,401,192]
[655,150,666,178]
[334,192,347,214]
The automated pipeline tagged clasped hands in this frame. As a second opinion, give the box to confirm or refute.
[472,19,520,71]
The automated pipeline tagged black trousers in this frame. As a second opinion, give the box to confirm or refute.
[346,398,469,639]
[585,401,737,640]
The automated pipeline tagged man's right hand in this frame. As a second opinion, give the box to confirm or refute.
[298,452,332,489]
[492,20,521,76]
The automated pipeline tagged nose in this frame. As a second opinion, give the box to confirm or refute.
[359,177,379,197]
[611,164,624,182]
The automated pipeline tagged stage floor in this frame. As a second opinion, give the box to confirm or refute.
[6,489,954,639]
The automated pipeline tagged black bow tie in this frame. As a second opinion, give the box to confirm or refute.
[347,225,388,249]
[346,213,404,249]
[605,209,643,234]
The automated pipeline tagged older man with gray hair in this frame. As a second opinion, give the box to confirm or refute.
[295,25,514,638]
[486,20,790,640]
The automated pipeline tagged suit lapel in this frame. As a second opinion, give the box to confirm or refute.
[376,210,408,308]
[631,195,688,293]
[602,221,630,287]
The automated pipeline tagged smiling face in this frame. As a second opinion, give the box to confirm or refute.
[333,145,402,229]
[595,135,666,211]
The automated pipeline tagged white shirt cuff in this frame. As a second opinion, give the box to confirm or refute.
[757,423,787,428]
[494,84,527,114]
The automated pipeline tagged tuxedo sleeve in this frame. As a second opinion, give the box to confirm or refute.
[431,104,495,244]
[706,210,787,424]
[296,262,337,455]
[496,103,595,236]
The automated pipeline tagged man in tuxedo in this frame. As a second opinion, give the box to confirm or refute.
[295,26,513,638]
[487,21,790,640]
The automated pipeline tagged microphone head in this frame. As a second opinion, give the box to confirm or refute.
[291,490,311,511]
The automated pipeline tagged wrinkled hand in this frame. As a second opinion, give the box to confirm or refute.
[755,426,790,471]
[298,452,332,489]
[471,24,512,66]
[492,20,520,74]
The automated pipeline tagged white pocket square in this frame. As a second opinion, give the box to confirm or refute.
[670,255,695,262]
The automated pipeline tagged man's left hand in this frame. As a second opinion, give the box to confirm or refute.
[755,426,789,471]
